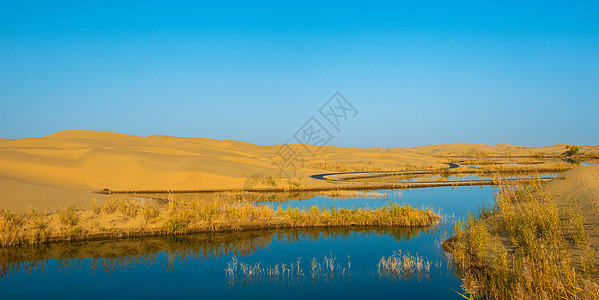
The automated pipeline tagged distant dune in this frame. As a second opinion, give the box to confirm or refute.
[396,143,599,157]
[0,130,595,210]
[0,130,440,209]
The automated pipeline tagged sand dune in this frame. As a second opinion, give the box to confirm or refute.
[396,142,599,157]
[0,130,444,209]
[545,166,599,258]
[547,166,599,209]
[0,177,103,210]
[0,130,594,210]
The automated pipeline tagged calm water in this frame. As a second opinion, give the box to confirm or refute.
[0,186,494,299]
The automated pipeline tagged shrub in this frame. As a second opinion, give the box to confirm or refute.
[566,145,581,156]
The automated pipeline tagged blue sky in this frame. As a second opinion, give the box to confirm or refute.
[1,1,598,147]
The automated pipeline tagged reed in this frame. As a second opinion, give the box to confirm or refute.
[118,198,140,217]
[445,178,599,299]
[319,190,390,199]
[102,196,119,214]
[377,250,435,281]
[142,205,160,224]
[0,196,440,248]
[57,206,82,240]
[225,252,351,287]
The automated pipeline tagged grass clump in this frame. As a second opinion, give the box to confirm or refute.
[163,209,196,234]
[102,196,119,214]
[225,253,351,287]
[0,210,24,247]
[569,204,587,246]
[58,206,82,240]
[319,190,389,199]
[467,214,490,264]
[377,250,433,281]
[58,207,80,228]
[142,205,160,224]
[118,198,140,217]
[90,199,101,214]
[26,208,51,244]
[1,208,52,247]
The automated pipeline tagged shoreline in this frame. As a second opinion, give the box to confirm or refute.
[0,200,440,249]
[98,177,552,195]
[440,166,599,297]
[0,222,436,252]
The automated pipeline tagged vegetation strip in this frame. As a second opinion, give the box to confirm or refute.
[0,196,440,248]
[320,164,575,181]
[100,177,552,195]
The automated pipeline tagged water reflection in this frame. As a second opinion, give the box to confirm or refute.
[0,226,432,280]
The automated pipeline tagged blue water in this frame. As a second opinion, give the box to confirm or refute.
[0,186,495,300]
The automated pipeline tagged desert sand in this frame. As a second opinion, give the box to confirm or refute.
[0,130,595,210]
[0,130,442,209]
[545,166,599,262]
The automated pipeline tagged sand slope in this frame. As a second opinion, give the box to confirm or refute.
[1,130,595,210]
[0,177,103,210]
[546,166,599,256]
[0,130,444,209]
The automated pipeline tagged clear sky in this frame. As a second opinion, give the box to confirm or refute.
[1,1,598,147]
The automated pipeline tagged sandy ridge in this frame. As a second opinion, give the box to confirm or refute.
[0,130,595,210]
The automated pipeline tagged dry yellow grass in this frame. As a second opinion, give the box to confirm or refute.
[318,190,389,199]
[444,177,599,299]
[0,196,440,248]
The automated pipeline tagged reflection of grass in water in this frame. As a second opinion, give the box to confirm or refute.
[445,178,599,299]
[0,227,431,279]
